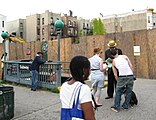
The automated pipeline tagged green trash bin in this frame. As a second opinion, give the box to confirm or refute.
[0,86,14,120]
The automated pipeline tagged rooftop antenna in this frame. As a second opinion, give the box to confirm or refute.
[69,10,73,16]
[100,13,103,17]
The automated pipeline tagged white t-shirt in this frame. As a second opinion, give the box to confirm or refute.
[114,55,133,76]
[60,81,92,109]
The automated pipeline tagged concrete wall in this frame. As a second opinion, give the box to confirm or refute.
[1,28,156,79]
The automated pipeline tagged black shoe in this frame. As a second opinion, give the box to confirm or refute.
[31,88,36,91]
[96,104,103,107]
[105,96,113,99]
[111,106,120,112]
[121,105,128,110]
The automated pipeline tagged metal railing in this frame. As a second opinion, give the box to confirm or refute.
[4,61,71,89]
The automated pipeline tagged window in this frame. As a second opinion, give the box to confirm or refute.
[42,28,44,35]
[2,21,4,27]
[37,28,40,35]
[20,23,23,28]
[50,17,54,23]
[37,18,40,25]
[68,20,72,26]
[50,28,54,35]
[73,21,76,26]
[42,18,44,25]
[68,29,71,35]
[51,27,54,32]
[148,16,150,23]
[20,32,23,38]
[87,23,89,27]
[75,30,77,36]
[83,23,85,29]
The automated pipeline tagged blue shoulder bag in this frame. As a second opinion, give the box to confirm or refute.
[61,84,84,120]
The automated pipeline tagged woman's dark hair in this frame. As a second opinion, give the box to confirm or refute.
[70,56,90,83]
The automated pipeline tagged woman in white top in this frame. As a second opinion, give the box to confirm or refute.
[89,48,107,106]
[60,56,96,120]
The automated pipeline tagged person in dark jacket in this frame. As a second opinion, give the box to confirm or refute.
[105,40,122,99]
[31,52,45,91]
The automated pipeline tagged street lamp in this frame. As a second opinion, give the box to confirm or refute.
[54,20,64,87]
[1,32,8,80]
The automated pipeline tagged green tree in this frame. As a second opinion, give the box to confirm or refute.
[92,18,106,35]
[79,29,83,36]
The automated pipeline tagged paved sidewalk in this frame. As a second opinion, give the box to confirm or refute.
[7,78,156,120]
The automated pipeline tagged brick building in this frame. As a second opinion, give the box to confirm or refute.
[61,14,78,39]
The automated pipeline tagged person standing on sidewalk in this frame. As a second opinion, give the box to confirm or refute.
[110,49,135,112]
[105,40,122,99]
[60,56,96,120]
[89,48,107,106]
[31,52,45,91]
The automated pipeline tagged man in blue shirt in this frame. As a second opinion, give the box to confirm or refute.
[31,52,45,91]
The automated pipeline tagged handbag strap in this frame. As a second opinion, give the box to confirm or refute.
[72,84,83,109]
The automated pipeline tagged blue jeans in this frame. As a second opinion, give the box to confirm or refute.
[114,76,134,109]
[31,70,39,90]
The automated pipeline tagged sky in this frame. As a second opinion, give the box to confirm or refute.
[0,0,156,22]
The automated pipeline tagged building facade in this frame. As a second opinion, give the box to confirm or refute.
[0,14,7,43]
[78,17,92,36]
[26,10,61,42]
[61,14,78,39]
[26,14,40,42]
[6,19,26,40]
[103,8,156,33]
[6,10,93,42]
[40,10,61,41]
